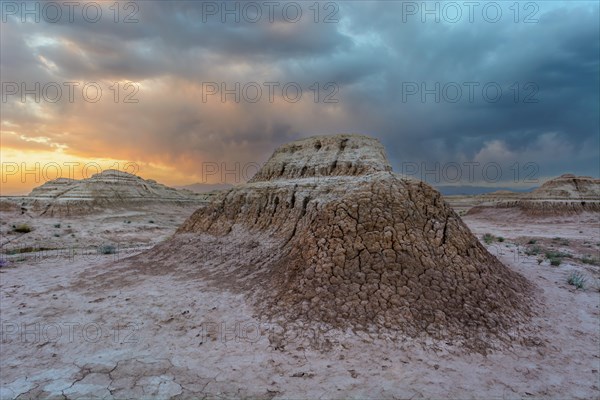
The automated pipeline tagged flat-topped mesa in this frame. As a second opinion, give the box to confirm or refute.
[249,134,392,183]
[528,174,600,199]
[466,173,600,216]
[167,133,533,348]
[23,169,207,216]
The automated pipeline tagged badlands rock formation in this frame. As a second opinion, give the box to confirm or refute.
[12,170,206,216]
[528,174,600,200]
[140,135,532,346]
[468,174,600,215]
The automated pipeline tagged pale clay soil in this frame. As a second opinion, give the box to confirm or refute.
[0,207,599,399]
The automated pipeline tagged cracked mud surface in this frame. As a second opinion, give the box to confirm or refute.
[1,224,598,399]
[166,135,533,348]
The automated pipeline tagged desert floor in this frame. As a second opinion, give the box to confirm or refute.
[1,206,599,399]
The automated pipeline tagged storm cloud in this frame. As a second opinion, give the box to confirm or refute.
[1,1,598,192]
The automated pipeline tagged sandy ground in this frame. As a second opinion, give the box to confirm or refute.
[1,206,599,399]
[0,204,200,266]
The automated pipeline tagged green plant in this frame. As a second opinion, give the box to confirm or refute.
[148,220,155,224]
[545,250,569,259]
[580,256,600,266]
[99,245,116,255]
[550,258,561,266]
[13,224,31,233]
[54,224,61,228]
[525,245,542,256]
[528,239,537,245]
[483,233,494,244]
[567,271,587,289]
[497,237,505,242]
[53,234,60,237]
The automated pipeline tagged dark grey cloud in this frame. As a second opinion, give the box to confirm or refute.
[1,0,598,187]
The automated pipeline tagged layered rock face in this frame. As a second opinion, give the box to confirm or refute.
[22,170,206,216]
[166,135,532,344]
[467,174,600,216]
[527,174,600,200]
[29,169,196,200]
[248,135,392,182]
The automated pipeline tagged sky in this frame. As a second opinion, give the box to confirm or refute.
[1,0,599,195]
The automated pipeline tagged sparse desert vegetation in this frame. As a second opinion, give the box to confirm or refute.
[12,224,32,233]
[99,244,117,255]
[567,271,587,289]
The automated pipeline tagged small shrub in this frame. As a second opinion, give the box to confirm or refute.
[567,271,587,289]
[483,233,494,244]
[545,250,569,259]
[528,239,537,245]
[525,245,542,256]
[580,256,600,266]
[99,245,116,255]
[13,224,31,233]
[550,258,561,266]
[53,234,60,237]
[148,220,155,224]
[497,237,505,242]
[54,224,61,228]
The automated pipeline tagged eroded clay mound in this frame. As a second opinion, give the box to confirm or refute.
[21,170,207,216]
[529,174,600,200]
[171,135,532,345]
[465,174,600,216]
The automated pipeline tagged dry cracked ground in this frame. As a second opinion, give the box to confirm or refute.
[0,205,599,399]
